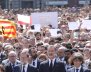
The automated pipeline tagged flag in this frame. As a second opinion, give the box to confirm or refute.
[17,14,32,25]
[0,19,16,38]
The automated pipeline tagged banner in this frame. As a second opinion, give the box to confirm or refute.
[81,20,91,30]
[31,12,58,28]
[17,14,32,25]
[68,22,80,30]
[0,19,16,38]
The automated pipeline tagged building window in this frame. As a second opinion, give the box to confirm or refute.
[21,1,33,8]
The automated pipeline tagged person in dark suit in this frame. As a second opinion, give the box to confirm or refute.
[17,49,38,72]
[4,51,21,72]
[39,45,66,72]
[67,52,90,72]
[28,47,40,69]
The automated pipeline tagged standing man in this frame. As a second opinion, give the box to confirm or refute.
[29,47,40,70]
[39,45,66,72]
[4,51,20,72]
[17,49,38,72]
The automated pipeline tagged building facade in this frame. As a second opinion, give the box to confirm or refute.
[0,0,91,9]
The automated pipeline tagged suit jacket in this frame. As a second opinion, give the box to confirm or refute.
[2,59,20,66]
[67,66,90,72]
[0,52,6,63]
[39,59,66,72]
[37,60,40,69]
[17,64,38,72]
[5,62,21,72]
[31,59,40,69]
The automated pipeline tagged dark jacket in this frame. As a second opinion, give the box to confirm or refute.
[39,59,66,72]
[16,64,38,72]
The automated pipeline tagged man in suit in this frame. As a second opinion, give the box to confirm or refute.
[57,47,67,63]
[17,49,38,72]
[67,52,90,72]
[39,45,66,72]
[4,51,21,72]
[29,47,40,69]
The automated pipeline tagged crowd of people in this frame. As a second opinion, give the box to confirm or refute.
[0,5,91,72]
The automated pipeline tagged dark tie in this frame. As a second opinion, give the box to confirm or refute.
[49,60,53,72]
[76,69,79,72]
[12,64,15,72]
[33,61,35,66]
[23,65,25,72]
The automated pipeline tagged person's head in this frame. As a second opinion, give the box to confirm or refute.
[54,43,61,51]
[65,42,72,49]
[41,45,48,54]
[36,42,43,51]
[4,45,14,54]
[47,45,56,60]
[14,43,22,53]
[70,52,84,68]
[27,30,34,38]
[30,47,37,60]
[22,38,28,45]
[83,48,90,60]
[43,37,50,43]
[38,53,48,62]
[57,46,66,58]
[0,64,5,72]
[28,37,35,47]
[8,51,17,63]
[49,38,55,45]
[65,49,72,60]
[35,32,41,40]
[20,49,29,64]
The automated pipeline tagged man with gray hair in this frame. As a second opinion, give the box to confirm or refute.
[16,49,38,72]
[3,51,20,72]
[57,46,67,62]
[2,51,20,65]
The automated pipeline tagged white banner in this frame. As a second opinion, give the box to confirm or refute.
[68,22,80,30]
[17,14,32,25]
[31,12,58,28]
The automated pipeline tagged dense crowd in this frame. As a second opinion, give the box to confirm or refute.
[0,6,91,72]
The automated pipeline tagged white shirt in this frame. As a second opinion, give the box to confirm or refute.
[22,63,28,72]
[49,58,56,66]
[75,66,81,72]
[31,58,37,68]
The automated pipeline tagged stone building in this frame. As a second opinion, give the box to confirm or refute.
[0,0,91,9]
